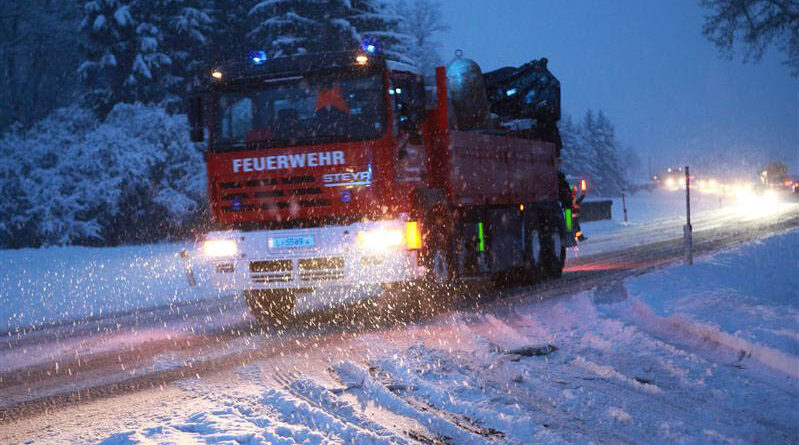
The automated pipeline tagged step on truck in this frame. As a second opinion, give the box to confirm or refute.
[187,47,567,322]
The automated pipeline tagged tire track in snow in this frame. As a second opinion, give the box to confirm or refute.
[332,360,497,445]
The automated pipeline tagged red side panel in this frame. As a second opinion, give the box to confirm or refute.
[447,131,558,206]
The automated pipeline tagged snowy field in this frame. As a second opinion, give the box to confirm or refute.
[0,242,223,332]
[69,228,797,444]
[1,188,796,332]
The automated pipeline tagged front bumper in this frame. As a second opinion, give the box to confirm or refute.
[199,221,425,309]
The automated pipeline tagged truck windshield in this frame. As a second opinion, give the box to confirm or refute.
[213,74,386,150]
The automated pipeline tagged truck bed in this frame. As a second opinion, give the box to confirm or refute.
[446,131,559,207]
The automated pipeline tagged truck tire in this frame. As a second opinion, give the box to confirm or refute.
[527,228,544,279]
[427,246,452,285]
[542,230,566,279]
[244,289,295,327]
[422,205,454,287]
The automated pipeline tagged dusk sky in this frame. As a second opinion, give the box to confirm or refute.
[438,0,798,177]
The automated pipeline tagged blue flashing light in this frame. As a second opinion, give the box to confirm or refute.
[248,50,267,65]
[506,88,518,97]
[360,38,381,54]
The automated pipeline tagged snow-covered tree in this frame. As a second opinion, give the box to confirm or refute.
[591,110,626,195]
[0,104,206,248]
[394,0,450,75]
[79,0,211,115]
[559,114,580,177]
[559,109,628,196]
[0,1,82,131]
[207,0,260,59]
[249,0,359,57]
[350,0,415,63]
[156,1,213,109]
[249,0,416,63]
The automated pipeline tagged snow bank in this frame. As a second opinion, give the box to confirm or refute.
[0,242,220,332]
[615,229,799,376]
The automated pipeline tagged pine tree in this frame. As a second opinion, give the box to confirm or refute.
[249,0,415,63]
[575,110,600,189]
[249,0,359,57]
[0,1,82,131]
[79,0,210,115]
[80,0,166,114]
[593,110,626,195]
[207,0,260,59]
[350,0,414,63]
[558,114,579,176]
[155,1,212,108]
[394,0,449,74]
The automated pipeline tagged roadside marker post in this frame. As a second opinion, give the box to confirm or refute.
[684,166,693,265]
[622,188,628,223]
[180,249,197,286]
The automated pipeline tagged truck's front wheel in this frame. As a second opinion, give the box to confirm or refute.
[244,289,295,327]
[426,247,452,285]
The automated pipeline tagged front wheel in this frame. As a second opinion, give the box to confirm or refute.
[426,245,452,285]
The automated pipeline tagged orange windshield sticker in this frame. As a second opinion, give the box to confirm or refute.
[315,85,350,114]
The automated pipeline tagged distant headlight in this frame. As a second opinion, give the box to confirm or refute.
[202,239,238,258]
[357,229,404,251]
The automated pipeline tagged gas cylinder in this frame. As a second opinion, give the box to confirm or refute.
[446,50,490,130]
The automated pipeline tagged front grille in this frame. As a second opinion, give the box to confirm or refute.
[221,193,247,201]
[247,179,278,187]
[291,187,323,196]
[299,199,331,208]
[250,260,293,284]
[217,175,332,212]
[298,256,344,281]
[255,190,285,198]
[250,260,292,272]
[252,273,293,284]
[280,175,314,184]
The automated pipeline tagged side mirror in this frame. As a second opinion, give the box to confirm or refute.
[187,95,205,142]
[396,78,426,133]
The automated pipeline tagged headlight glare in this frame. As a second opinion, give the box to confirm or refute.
[202,239,238,258]
[357,229,404,251]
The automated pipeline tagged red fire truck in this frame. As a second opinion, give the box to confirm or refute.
[187,49,567,321]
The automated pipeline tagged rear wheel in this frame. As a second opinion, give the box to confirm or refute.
[244,289,296,327]
[542,230,566,279]
[522,227,546,284]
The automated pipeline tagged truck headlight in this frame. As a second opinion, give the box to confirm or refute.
[357,229,404,251]
[202,239,238,258]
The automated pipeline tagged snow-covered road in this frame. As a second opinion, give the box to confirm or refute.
[1,191,797,444]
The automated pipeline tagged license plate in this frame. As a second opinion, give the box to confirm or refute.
[269,236,315,249]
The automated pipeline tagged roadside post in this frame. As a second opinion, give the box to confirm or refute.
[684,166,693,265]
[180,249,197,286]
[621,187,628,223]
